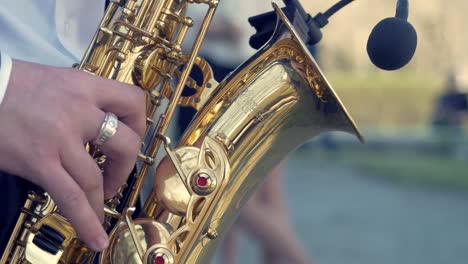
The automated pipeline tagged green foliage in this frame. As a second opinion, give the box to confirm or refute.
[326,71,444,130]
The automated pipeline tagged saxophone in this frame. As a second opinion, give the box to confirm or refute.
[1,0,362,263]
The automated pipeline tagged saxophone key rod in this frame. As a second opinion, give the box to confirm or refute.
[19,208,42,220]
[79,0,119,69]
[126,1,220,208]
[138,153,156,165]
[0,199,33,263]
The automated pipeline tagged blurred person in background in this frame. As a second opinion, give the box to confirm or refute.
[225,164,313,264]
[180,2,313,264]
[431,71,468,158]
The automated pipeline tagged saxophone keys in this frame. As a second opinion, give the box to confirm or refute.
[191,172,216,196]
[146,248,174,264]
[104,206,121,219]
[15,240,27,248]
[20,208,42,220]
[122,8,135,19]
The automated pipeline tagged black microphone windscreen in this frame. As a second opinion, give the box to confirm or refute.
[367,17,417,71]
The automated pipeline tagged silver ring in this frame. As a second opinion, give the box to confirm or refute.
[93,112,119,146]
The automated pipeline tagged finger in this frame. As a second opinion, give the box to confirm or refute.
[60,142,105,223]
[89,76,147,138]
[40,166,108,252]
[80,109,140,199]
[99,121,141,199]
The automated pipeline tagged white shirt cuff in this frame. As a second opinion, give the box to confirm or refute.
[0,52,13,106]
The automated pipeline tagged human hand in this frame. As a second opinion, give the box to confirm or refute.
[0,60,146,251]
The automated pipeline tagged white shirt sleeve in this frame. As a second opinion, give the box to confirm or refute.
[0,51,13,106]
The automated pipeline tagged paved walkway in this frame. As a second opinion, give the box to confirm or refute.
[216,153,468,264]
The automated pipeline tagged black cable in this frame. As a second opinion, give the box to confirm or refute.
[323,0,355,19]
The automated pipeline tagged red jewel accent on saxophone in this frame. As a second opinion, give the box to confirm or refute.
[154,256,165,264]
[197,176,208,187]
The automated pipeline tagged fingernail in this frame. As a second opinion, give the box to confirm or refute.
[94,235,109,252]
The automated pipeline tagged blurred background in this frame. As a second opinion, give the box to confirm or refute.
[295,1,468,263]
[184,0,468,263]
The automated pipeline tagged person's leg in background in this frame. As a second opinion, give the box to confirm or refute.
[219,224,240,264]
[239,163,313,264]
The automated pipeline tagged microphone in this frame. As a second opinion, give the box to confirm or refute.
[367,0,418,71]
[249,0,418,71]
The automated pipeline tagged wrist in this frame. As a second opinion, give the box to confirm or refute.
[0,51,13,107]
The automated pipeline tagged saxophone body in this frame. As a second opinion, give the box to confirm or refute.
[1,0,362,263]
